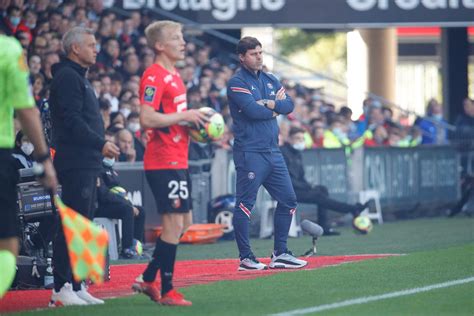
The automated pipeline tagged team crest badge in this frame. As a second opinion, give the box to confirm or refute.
[172,198,181,209]
[144,86,156,102]
[248,172,256,180]
[267,83,273,89]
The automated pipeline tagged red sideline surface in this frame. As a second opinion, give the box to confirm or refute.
[0,254,390,313]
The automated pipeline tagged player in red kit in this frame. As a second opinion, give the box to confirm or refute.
[131,20,206,306]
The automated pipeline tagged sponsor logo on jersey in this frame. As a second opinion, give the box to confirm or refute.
[174,94,186,104]
[164,74,173,83]
[144,86,156,102]
[172,198,181,209]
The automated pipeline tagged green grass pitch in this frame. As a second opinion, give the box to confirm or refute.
[15,217,474,315]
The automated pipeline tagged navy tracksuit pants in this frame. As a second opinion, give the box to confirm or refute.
[232,150,297,259]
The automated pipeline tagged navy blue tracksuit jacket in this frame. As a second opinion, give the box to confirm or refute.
[227,67,293,152]
[227,66,297,258]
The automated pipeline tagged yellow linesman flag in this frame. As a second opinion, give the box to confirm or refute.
[54,196,108,284]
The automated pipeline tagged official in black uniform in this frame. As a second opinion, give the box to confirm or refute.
[281,127,368,235]
[95,159,145,258]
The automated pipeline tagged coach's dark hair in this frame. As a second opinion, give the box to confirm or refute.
[236,36,262,55]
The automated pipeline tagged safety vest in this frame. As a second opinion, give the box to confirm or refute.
[323,130,350,148]
[351,129,373,149]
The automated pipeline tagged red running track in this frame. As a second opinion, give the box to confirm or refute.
[0,254,391,313]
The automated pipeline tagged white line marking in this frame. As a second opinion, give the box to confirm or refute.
[270,276,474,316]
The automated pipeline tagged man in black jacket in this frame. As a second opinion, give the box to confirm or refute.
[49,27,119,306]
[448,98,474,217]
[281,127,367,235]
[95,159,146,259]
[453,98,474,143]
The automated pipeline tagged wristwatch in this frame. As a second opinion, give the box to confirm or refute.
[262,99,269,108]
[35,152,50,163]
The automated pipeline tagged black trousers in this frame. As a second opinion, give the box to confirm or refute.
[133,206,145,243]
[295,185,358,229]
[53,169,99,291]
[95,201,146,249]
[452,175,474,214]
[30,216,56,250]
[0,150,20,239]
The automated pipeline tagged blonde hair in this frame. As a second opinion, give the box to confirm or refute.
[145,20,182,51]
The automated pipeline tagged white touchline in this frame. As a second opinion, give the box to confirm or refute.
[270,276,474,316]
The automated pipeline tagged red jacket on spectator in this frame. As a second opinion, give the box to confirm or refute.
[18,20,33,40]
[312,136,324,148]
[364,138,388,147]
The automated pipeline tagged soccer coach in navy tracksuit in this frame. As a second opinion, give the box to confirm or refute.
[227,37,307,271]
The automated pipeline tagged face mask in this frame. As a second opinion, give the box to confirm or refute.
[292,142,305,151]
[219,88,227,97]
[103,157,115,168]
[433,114,442,121]
[120,108,131,118]
[21,142,34,156]
[128,122,140,133]
[10,17,21,27]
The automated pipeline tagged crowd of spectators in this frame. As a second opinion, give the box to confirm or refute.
[2,0,473,162]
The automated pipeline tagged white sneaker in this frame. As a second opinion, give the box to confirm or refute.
[238,255,268,271]
[49,283,87,307]
[75,283,104,305]
[269,251,308,269]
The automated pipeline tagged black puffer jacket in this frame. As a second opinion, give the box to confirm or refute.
[280,143,312,192]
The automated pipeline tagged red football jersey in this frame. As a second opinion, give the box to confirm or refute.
[139,63,189,170]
